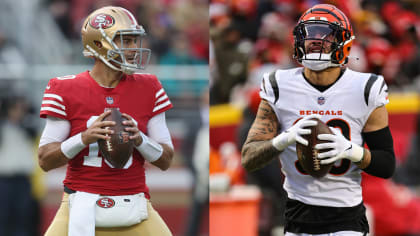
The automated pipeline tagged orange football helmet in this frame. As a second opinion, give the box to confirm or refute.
[293,4,355,70]
[81,6,151,74]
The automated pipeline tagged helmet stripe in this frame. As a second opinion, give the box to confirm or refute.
[330,7,350,30]
[305,8,346,28]
[121,8,138,25]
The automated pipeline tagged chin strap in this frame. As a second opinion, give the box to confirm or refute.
[121,65,136,75]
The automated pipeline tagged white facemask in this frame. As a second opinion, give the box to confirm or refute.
[302,53,339,71]
[121,64,136,75]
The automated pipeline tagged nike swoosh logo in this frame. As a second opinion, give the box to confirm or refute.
[345,144,352,151]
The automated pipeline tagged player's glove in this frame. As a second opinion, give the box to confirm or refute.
[315,128,364,164]
[272,114,321,151]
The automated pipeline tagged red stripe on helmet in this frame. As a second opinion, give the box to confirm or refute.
[121,8,138,25]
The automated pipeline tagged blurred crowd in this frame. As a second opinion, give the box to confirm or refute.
[0,0,209,66]
[46,0,209,65]
[209,0,420,105]
[0,94,42,236]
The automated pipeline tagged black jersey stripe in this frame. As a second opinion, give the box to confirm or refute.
[364,74,378,106]
[262,77,267,94]
[379,80,386,95]
[269,71,279,103]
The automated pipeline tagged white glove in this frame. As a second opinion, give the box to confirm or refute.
[315,128,364,165]
[272,114,321,151]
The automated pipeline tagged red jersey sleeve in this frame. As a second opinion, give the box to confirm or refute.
[40,78,68,120]
[151,75,173,116]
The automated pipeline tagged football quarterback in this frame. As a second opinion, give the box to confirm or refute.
[242,4,395,235]
[38,6,173,236]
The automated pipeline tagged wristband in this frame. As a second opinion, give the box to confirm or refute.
[272,132,289,151]
[354,147,365,165]
[136,131,163,162]
[61,133,86,159]
[351,144,365,163]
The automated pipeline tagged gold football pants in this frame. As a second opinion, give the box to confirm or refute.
[44,193,172,236]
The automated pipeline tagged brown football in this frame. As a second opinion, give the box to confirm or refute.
[296,118,334,178]
[97,108,134,169]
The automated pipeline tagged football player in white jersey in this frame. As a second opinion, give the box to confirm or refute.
[242,4,395,236]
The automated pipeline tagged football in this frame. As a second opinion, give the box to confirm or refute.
[296,118,334,178]
[97,108,134,168]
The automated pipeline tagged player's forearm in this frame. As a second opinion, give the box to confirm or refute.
[241,140,280,172]
[361,126,396,178]
[38,142,69,172]
[150,144,174,171]
[241,99,280,172]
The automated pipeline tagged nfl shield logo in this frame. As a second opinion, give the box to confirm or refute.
[318,97,325,105]
[106,96,114,104]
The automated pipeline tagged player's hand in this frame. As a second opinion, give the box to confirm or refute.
[315,128,364,164]
[121,113,143,146]
[272,114,321,151]
[81,110,115,145]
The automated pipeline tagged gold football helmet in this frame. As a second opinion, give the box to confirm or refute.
[81,6,151,74]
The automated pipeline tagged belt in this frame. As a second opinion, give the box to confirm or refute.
[64,185,76,194]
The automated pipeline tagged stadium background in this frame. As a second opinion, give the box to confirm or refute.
[209,0,420,236]
[0,0,208,236]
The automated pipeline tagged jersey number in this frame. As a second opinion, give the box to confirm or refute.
[83,116,133,169]
[295,119,351,176]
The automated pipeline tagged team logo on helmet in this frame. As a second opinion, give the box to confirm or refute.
[89,13,115,29]
[96,197,115,208]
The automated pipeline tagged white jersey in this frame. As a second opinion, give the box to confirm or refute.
[260,67,389,207]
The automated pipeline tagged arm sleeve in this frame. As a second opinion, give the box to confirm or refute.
[39,116,71,147]
[151,75,173,116]
[362,126,396,179]
[147,112,174,149]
